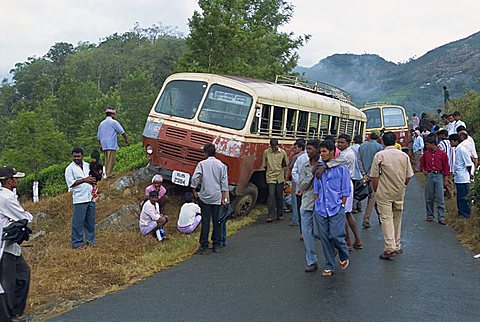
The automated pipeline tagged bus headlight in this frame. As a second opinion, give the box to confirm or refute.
[146,145,154,155]
[399,138,404,143]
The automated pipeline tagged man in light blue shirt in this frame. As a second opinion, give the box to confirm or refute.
[65,147,97,248]
[97,108,129,178]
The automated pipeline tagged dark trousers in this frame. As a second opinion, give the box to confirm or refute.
[456,183,471,218]
[0,253,30,319]
[297,195,302,234]
[199,201,221,249]
[268,183,284,219]
[0,294,10,322]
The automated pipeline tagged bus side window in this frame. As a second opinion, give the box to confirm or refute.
[250,107,261,134]
[260,105,271,135]
[320,114,330,140]
[272,106,284,136]
[309,113,320,138]
[330,116,339,136]
[286,109,297,137]
[297,111,308,137]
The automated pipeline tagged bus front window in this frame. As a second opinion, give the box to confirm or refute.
[383,107,406,127]
[199,85,252,130]
[155,80,207,119]
[365,108,382,129]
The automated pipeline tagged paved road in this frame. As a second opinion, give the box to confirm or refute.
[52,176,480,321]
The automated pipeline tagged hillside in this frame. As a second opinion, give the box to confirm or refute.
[296,31,480,114]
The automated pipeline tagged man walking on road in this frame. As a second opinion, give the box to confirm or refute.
[263,139,288,222]
[288,139,305,228]
[97,108,129,178]
[449,134,473,218]
[65,148,97,248]
[419,134,450,225]
[191,143,229,254]
[359,130,383,228]
[370,132,414,259]
[0,166,32,321]
[313,140,351,276]
[437,130,455,199]
[297,139,320,272]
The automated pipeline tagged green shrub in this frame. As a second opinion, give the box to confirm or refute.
[115,143,147,173]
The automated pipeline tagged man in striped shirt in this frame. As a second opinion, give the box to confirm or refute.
[436,130,455,199]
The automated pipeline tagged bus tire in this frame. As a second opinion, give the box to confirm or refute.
[232,183,258,218]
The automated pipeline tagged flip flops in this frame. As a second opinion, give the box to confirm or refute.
[340,259,349,270]
[322,269,333,276]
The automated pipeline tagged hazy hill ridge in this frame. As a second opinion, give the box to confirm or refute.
[296,31,480,114]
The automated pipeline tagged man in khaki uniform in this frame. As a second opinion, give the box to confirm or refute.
[370,132,414,259]
[263,138,289,222]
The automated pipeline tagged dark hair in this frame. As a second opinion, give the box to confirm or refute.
[184,192,194,203]
[441,114,448,119]
[436,129,448,138]
[324,135,335,142]
[425,133,437,145]
[294,138,306,150]
[72,147,84,155]
[149,190,159,197]
[306,139,320,150]
[382,132,397,146]
[270,138,279,147]
[449,133,461,142]
[370,132,379,140]
[203,143,216,156]
[320,140,336,151]
[431,120,436,125]
[106,112,115,117]
[413,113,417,116]
[433,126,440,132]
[338,133,351,143]
[453,111,461,116]
[353,135,363,144]
[456,125,467,133]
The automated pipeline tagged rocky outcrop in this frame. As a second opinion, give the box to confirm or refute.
[96,204,140,232]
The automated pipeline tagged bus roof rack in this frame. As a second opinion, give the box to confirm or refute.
[275,75,351,103]
[363,102,394,108]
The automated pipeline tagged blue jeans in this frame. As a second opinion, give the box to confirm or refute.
[72,201,96,248]
[456,183,471,218]
[300,209,317,265]
[291,190,299,225]
[425,173,445,219]
[314,208,350,272]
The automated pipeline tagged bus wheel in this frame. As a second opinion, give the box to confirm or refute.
[233,183,258,217]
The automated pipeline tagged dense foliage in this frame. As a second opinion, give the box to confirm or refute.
[0,23,186,175]
[177,0,309,81]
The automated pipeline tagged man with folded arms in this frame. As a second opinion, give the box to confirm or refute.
[370,132,414,259]
[419,134,450,225]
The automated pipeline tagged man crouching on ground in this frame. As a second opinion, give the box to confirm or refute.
[313,140,351,277]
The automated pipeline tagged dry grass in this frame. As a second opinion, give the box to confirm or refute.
[21,176,263,320]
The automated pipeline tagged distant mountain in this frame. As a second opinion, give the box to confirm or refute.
[296,31,480,114]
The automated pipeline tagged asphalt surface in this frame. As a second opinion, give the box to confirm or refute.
[52,176,480,321]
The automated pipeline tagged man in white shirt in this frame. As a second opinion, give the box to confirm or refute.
[458,130,478,176]
[0,166,33,320]
[449,134,473,218]
[64,147,97,249]
[452,111,466,133]
[177,192,202,234]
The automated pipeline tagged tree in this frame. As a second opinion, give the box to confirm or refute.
[1,110,71,174]
[177,0,309,80]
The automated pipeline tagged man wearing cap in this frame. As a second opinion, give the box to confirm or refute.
[97,108,129,178]
[65,147,97,248]
[0,165,33,320]
[144,174,169,214]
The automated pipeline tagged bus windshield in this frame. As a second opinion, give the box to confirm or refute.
[198,84,252,130]
[383,107,406,127]
[365,108,382,129]
[155,80,207,118]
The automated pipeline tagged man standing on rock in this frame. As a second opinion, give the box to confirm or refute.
[370,132,414,259]
[65,147,97,249]
[191,143,229,254]
[263,139,289,222]
[97,108,129,178]
[0,166,32,321]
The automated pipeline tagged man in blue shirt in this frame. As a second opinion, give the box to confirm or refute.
[313,140,351,276]
[97,108,129,178]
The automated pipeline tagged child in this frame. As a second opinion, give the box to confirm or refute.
[89,150,103,202]
[177,192,202,234]
[140,191,169,240]
[283,181,293,212]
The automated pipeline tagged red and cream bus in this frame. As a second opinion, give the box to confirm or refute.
[142,73,366,216]
[361,103,409,151]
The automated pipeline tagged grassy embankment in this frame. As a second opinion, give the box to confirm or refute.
[416,173,480,254]
[22,175,263,320]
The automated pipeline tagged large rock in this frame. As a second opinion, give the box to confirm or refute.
[132,166,154,182]
[96,204,140,232]
[110,176,135,191]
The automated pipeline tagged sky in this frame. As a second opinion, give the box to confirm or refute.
[1,0,480,80]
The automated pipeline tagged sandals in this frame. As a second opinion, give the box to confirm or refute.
[426,216,434,222]
[353,243,363,249]
[322,269,333,276]
[340,259,349,270]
